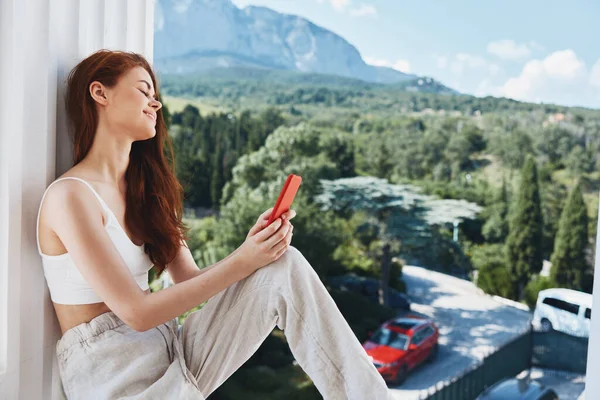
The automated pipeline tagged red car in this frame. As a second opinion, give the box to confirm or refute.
[362,316,440,385]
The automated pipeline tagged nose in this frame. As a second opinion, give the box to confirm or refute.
[150,97,162,111]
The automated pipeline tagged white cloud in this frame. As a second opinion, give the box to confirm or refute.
[454,53,487,69]
[497,49,599,107]
[590,60,600,88]
[363,57,387,67]
[475,79,496,97]
[431,54,448,69]
[317,0,376,16]
[230,0,252,7]
[349,4,377,16]
[433,55,448,69]
[529,41,545,52]
[487,40,532,61]
[364,57,411,73]
[172,0,193,13]
[451,80,463,92]
[488,64,501,76]
[321,0,350,11]
[431,47,598,108]
[392,60,411,73]
[543,49,586,79]
[448,53,501,76]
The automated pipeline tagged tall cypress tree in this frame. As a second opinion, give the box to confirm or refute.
[211,141,224,208]
[550,182,589,290]
[162,103,171,129]
[374,140,393,180]
[483,176,509,243]
[505,154,544,300]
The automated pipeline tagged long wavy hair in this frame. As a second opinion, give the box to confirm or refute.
[65,49,189,279]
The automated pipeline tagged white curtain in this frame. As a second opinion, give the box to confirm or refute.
[0,1,154,398]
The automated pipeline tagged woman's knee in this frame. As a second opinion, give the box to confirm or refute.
[254,245,303,279]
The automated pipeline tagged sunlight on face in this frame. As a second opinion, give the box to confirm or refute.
[94,66,163,141]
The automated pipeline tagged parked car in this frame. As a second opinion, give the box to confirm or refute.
[532,288,592,337]
[475,377,559,400]
[362,316,439,385]
[327,274,411,311]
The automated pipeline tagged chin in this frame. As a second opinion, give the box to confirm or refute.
[145,130,157,140]
[135,129,156,141]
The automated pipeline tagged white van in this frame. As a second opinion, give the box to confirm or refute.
[532,288,592,338]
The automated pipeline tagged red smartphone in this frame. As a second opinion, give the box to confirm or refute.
[266,174,302,226]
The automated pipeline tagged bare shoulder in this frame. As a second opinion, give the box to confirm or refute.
[38,169,147,329]
[41,172,105,233]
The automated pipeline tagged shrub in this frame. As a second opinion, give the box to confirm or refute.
[328,288,396,342]
[471,243,516,299]
[524,276,555,309]
[236,365,282,392]
[245,331,295,369]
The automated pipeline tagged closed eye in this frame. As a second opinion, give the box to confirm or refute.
[139,89,158,101]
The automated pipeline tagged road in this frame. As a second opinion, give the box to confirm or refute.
[529,368,585,400]
[388,266,532,399]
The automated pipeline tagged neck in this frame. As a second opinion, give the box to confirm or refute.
[80,122,133,186]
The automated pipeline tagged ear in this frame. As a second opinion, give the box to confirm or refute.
[89,81,108,105]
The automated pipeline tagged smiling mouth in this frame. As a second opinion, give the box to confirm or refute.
[144,112,156,122]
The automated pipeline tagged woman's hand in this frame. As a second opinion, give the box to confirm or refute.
[238,207,296,274]
[245,207,296,239]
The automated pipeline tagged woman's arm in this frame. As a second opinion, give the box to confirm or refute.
[165,239,239,284]
[134,252,250,331]
[46,180,254,332]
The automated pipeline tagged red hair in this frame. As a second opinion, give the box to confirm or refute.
[65,49,189,278]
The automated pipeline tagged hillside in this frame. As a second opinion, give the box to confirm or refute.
[154,0,418,84]
[157,67,600,118]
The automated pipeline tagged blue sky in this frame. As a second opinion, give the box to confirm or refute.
[231,0,600,109]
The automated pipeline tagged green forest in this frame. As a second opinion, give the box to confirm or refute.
[153,68,600,398]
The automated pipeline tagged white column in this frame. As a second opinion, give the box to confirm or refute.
[0,1,155,399]
[585,194,600,399]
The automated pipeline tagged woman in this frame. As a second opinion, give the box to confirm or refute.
[36,49,392,400]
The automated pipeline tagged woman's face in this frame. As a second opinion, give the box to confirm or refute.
[90,66,162,141]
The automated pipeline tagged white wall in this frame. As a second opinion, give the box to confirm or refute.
[585,196,600,399]
[0,1,155,398]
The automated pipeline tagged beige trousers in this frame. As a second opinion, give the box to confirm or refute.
[56,246,394,399]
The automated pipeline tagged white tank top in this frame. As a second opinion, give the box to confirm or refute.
[36,177,153,305]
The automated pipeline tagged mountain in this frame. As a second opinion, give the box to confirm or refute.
[159,66,458,96]
[154,0,418,84]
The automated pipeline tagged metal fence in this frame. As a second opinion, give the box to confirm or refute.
[531,329,589,374]
[421,325,589,399]
[421,329,533,400]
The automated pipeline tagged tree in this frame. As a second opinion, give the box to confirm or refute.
[566,146,594,175]
[420,129,448,174]
[550,182,589,290]
[374,140,394,180]
[492,128,534,169]
[319,132,356,178]
[315,177,428,308]
[471,244,515,299]
[315,176,482,306]
[259,107,285,134]
[161,103,171,129]
[211,141,224,207]
[462,124,487,152]
[215,123,345,277]
[505,155,544,300]
[535,125,575,167]
[170,107,284,209]
[444,134,472,173]
[540,179,567,259]
[482,177,509,243]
